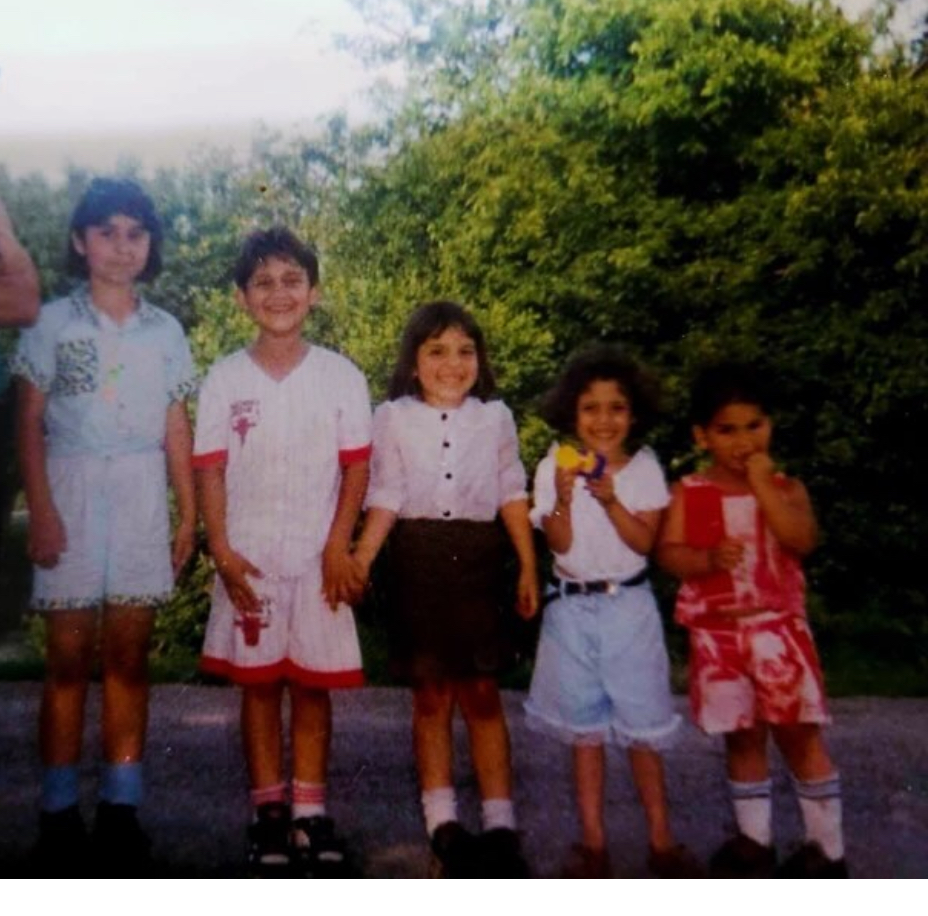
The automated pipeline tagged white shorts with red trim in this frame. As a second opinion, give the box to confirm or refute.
[201,561,364,689]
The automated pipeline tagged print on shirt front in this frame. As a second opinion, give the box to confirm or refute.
[230,399,260,446]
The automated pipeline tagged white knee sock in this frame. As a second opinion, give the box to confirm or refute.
[793,773,844,860]
[730,779,773,847]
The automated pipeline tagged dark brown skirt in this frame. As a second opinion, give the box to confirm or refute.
[383,518,512,683]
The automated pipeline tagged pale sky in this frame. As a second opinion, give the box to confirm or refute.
[0,0,924,179]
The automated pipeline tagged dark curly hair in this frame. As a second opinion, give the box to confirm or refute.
[387,300,496,401]
[689,360,774,427]
[233,226,319,290]
[67,177,163,282]
[540,344,660,449]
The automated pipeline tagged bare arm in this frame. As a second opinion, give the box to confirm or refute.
[322,458,370,610]
[165,400,196,577]
[656,482,743,578]
[541,464,576,554]
[585,470,661,556]
[500,498,540,619]
[197,462,262,615]
[16,380,66,567]
[352,506,398,579]
[0,200,40,328]
[746,454,818,556]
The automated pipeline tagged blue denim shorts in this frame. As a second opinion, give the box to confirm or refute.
[525,583,681,749]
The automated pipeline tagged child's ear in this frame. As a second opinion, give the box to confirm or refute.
[692,425,708,450]
[71,230,86,256]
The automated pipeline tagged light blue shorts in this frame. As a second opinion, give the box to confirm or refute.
[525,583,681,749]
[32,451,173,611]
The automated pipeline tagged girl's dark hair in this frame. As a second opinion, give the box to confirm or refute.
[67,177,163,282]
[689,361,774,427]
[540,344,660,445]
[387,300,496,401]
[233,226,320,289]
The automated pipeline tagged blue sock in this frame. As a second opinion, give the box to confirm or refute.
[100,762,144,807]
[41,765,80,813]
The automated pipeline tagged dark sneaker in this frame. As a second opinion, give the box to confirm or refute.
[776,842,849,878]
[290,815,355,878]
[430,821,479,878]
[247,802,291,878]
[478,827,531,878]
[33,805,89,877]
[92,802,152,876]
[560,842,612,879]
[648,842,706,878]
[709,833,777,878]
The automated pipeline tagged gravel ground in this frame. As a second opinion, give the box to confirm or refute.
[0,684,925,878]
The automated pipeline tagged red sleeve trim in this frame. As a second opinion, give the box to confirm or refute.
[192,450,228,470]
[339,444,372,467]
[200,656,365,690]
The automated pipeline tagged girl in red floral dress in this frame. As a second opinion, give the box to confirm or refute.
[658,361,847,878]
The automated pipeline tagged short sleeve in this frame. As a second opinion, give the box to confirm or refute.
[9,307,60,392]
[336,361,372,464]
[497,403,527,506]
[192,364,229,469]
[529,449,557,529]
[163,317,197,402]
[366,402,405,512]
[620,447,670,512]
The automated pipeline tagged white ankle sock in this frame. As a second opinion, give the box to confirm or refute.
[794,773,844,860]
[421,787,458,837]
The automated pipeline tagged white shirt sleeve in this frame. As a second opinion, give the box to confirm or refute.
[192,362,229,465]
[366,402,405,512]
[497,403,528,506]
[618,447,670,512]
[529,449,557,528]
[336,361,373,457]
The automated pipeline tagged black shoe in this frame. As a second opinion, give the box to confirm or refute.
[290,815,355,878]
[776,842,849,878]
[709,834,776,878]
[478,828,531,878]
[430,821,479,878]
[33,806,89,877]
[247,802,292,878]
[92,802,152,876]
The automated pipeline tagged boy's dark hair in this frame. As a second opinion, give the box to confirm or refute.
[67,177,163,282]
[233,226,320,290]
[689,361,774,427]
[540,344,660,445]
[388,300,496,401]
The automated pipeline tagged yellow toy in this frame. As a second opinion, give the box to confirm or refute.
[556,443,606,480]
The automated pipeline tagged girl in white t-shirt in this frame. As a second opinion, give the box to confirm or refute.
[526,345,700,879]
[352,301,539,877]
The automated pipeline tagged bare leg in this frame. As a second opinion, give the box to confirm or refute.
[628,747,674,851]
[725,724,770,782]
[241,682,285,789]
[456,677,511,801]
[772,723,834,780]
[413,679,455,791]
[573,743,606,851]
[290,684,332,784]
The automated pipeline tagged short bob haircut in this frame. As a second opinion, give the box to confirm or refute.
[233,226,320,290]
[540,344,660,448]
[387,300,496,401]
[689,360,775,428]
[67,177,163,282]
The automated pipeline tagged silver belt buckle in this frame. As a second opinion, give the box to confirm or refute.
[605,581,619,596]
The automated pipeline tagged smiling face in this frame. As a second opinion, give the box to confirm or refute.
[237,255,318,339]
[414,325,479,408]
[72,214,151,288]
[694,401,773,483]
[575,379,634,464]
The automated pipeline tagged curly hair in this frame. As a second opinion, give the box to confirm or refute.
[689,360,774,427]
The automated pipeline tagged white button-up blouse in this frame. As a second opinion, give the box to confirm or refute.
[366,395,527,521]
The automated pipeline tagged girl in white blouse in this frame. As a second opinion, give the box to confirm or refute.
[353,301,538,877]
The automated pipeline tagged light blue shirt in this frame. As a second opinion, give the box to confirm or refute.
[10,285,196,458]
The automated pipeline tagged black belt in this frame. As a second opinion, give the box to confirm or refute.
[552,569,649,596]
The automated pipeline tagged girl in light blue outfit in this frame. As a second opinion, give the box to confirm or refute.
[12,177,195,875]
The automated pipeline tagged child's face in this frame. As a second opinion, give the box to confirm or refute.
[72,214,150,287]
[575,379,633,462]
[694,402,773,479]
[237,255,317,339]
[415,325,478,408]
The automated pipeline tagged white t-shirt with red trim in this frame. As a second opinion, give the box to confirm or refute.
[193,345,372,577]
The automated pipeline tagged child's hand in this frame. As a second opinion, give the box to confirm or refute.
[322,542,359,611]
[745,452,777,491]
[553,465,577,511]
[709,538,744,573]
[171,518,195,578]
[516,566,540,620]
[585,472,618,508]
[28,507,67,569]
[215,549,263,616]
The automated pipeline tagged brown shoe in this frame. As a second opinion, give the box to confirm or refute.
[647,843,705,878]
[561,843,612,878]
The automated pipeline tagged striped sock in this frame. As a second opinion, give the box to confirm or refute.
[421,786,458,837]
[250,781,288,817]
[793,773,844,861]
[730,779,773,847]
[291,779,326,819]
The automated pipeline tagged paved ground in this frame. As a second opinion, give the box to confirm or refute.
[0,684,925,878]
